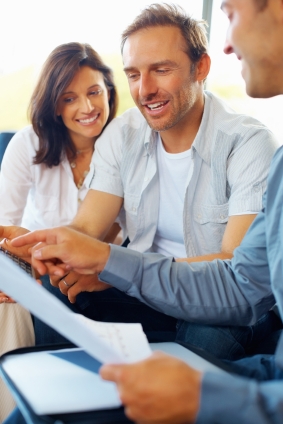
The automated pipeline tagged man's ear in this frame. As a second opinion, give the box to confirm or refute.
[195,54,211,82]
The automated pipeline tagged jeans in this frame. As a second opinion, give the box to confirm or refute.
[225,353,283,380]
[34,276,177,345]
[176,310,283,361]
[34,276,282,361]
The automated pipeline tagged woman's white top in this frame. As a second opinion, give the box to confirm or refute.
[0,125,95,230]
[0,125,95,421]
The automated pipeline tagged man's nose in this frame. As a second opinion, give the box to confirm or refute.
[223,38,234,55]
[139,74,158,99]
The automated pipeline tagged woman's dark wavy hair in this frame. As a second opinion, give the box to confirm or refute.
[29,42,118,167]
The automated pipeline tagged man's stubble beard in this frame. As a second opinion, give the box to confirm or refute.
[137,72,197,133]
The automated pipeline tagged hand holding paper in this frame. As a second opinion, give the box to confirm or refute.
[12,226,111,278]
[100,351,202,424]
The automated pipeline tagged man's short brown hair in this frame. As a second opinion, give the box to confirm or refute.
[121,3,208,65]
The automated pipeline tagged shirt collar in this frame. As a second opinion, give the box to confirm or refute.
[144,123,158,155]
[191,92,213,165]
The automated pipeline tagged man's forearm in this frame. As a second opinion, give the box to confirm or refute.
[99,245,274,325]
[69,189,123,240]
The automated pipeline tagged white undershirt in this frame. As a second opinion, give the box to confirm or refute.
[152,135,192,258]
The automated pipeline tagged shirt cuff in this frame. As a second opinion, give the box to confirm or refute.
[99,244,143,292]
[196,371,260,424]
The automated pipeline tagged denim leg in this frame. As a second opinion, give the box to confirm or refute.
[76,288,177,342]
[175,320,251,361]
[175,311,283,361]
[225,354,283,381]
[247,311,283,355]
[34,275,81,345]
[34,277,177,346]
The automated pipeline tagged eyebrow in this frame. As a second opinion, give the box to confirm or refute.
[123,60,178,73]
[61,84,102,95]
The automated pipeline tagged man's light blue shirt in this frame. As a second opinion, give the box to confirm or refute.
[91,91,277,256]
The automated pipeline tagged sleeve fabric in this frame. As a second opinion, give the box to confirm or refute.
[0,128,34,226]
[226,125,277,215]
[91,117,124,197]
[197,367,283,424]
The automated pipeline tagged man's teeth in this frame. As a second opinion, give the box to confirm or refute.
[147,102,166,110]
[78,115,98,123]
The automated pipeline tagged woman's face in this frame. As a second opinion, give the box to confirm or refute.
[56,66,110,145]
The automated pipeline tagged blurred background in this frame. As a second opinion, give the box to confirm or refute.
[0,0,282,143]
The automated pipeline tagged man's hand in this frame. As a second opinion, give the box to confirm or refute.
[11,226,111,277]
[51,272,111,304]
[100,351,202,424]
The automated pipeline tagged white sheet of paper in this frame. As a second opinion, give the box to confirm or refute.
[0,254,151,364]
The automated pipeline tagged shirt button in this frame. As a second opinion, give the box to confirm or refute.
[220,215,225,219]
[132,207,136,212]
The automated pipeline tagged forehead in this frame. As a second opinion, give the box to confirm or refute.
[221,0,255,12]
[122,26,189,68]
[67,66,105,89]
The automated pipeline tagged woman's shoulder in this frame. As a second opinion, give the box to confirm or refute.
[9,125,39,150]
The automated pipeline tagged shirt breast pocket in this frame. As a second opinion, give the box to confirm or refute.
[193,203,229,253]
[193,203,229,225]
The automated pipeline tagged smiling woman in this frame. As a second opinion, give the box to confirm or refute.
[0,42,120,420]
[0,42,118,230]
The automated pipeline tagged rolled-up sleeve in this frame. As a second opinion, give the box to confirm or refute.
[227,126,277,215]
[90,118,124,197]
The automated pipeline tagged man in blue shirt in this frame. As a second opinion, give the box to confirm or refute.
[6,0,283,422]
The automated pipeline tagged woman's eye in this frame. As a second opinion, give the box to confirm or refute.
[90,90,102,96]
[63,97,74,103]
